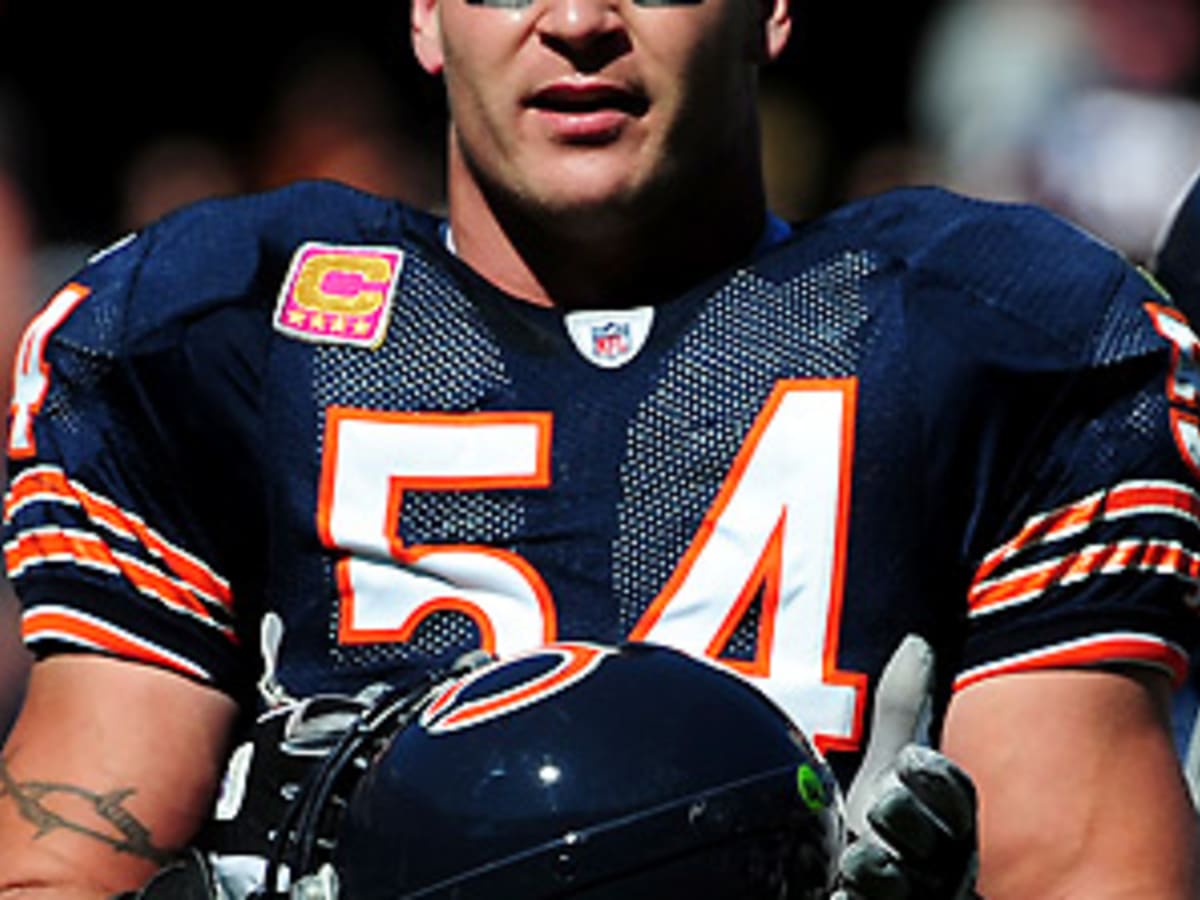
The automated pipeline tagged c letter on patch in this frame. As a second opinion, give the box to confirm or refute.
[274,242,404,348]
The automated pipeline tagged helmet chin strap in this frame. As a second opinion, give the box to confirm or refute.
[257,613,296,709]
[288,862,340,900]
[263,648,498,899]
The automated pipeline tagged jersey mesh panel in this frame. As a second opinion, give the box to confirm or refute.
[313,249,517,666]
[40,291,126,441]
[614,251,877,659]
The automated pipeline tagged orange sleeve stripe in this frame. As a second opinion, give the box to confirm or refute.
[21,608,211,682]
[969,539,1200,615]
[5,466,232,607]
[5,529,233,636]
[973,490,1105,584]
[1106,482,1200,518]
[954,634,1190,692]
[972,480,1200,593]
[5,529,119,578]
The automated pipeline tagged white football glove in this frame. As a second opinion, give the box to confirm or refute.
[833,635,980,900]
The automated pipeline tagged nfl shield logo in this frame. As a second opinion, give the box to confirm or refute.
[591,321,631,361]
[564,306,655,369]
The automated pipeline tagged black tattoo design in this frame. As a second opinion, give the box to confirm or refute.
[0,757,172,865]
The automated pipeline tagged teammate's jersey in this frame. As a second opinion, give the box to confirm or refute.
[6,180,1200,779]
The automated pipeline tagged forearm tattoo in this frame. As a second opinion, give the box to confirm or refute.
[0,757,172,865]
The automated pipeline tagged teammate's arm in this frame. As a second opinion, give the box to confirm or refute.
[941,666,1198,899]
[0,655,238,898]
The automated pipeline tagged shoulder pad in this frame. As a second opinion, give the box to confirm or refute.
[48,181,424,352]
[818,187,1164,364]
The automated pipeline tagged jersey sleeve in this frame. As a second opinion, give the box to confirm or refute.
[897,193,1200,692]
[3,204,270,696]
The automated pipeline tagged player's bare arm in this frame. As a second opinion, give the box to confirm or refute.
[942,666,1198,899]
[0,760,170,868]
[0,656,237,898]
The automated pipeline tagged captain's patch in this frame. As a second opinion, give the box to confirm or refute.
[275,243,404,348]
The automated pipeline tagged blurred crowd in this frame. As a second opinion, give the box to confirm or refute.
[765,0,1200,265]
[3,0,1200,741]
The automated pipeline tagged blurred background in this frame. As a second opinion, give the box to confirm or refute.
[2,0,1200,740]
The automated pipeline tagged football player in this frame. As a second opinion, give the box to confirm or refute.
[1,0,1197,897]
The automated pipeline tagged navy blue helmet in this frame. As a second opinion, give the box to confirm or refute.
[289,641,843,899]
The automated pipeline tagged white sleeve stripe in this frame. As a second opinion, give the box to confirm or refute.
[6,526,236,640]
[5,464,232,601]
[22,604,214,682]
[954,632,1189,693]
[969,537,1200,617]
[974,479,1200,589]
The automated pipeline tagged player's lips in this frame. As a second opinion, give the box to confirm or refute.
[525,80,648,141]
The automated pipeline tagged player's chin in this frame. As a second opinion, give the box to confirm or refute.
[523,168,650,229]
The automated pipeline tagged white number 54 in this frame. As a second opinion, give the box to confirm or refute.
[318,380,867,752]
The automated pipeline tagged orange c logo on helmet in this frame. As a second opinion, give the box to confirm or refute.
[421,642,612,735]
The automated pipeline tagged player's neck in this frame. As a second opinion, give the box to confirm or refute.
[445,147,771,310]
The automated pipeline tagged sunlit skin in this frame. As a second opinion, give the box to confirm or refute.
[469,0,703,6]
[411,0,792,308]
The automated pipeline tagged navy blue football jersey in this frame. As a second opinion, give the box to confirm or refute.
[6,180,1200,780]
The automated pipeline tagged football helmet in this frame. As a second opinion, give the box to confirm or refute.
[277,641,843,899]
